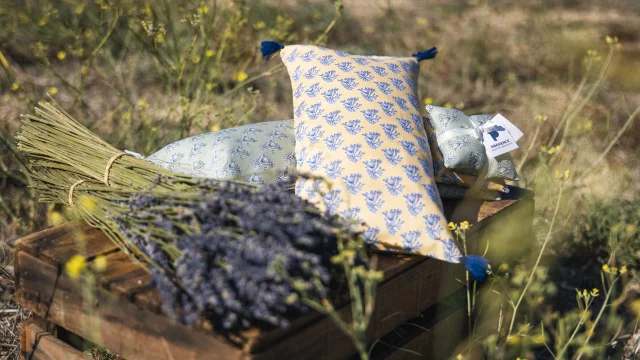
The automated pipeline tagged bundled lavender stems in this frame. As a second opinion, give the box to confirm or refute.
[114,180,363,332]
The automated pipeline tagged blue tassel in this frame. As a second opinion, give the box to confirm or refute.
[261,41,284,61]
[461,255,490,283]
[412,47,438,62]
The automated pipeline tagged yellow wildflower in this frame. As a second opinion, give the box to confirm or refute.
[10,82,19,91]
[536,114,548,123]
[444,102,452,108]
[625,224,636,235]
[47,87,58,95]
[448,222,456,230]
[48,211,65,226]
[206,83,215,91]
[79,197,97,211]
[507,335,520,345]
[605,35,618,45]
[459,221,471,230]
[156,33,165,43]
[590,288,599,297]
[532,333,546,344]
[423,97,433,105]
[498,263,509,272]
[205,49,214,58]
[540,145,547,152]
[198,5,209,14]
[585,120,593,130]
[93,255,107,272]
[253,21,266,30]
[210,124,221,132]
[65,255,86,279]
[57,51,66,60]
[38,18,47,27]
[192,55,201,64]
[620,265,628,274]
[75,5,85,14]
[455,102,465,109]
[630,299,640,317]
[602,264,610,272]
[233,71,248,82]
[416,17,428,26]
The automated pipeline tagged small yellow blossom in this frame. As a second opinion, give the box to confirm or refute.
[459,221,471,230]
[253,21,266,30]
[47,87,58,95]
[205,49,214,58]
[611,267,618,273]
[93,255,107,272]
[585,120,593,130]
[155,33,165,43]
[79,197,97,211]
[602,264,610,272]
[122,111,132,120]
[455,102,465,109]
[540,145,547,152]
[625,224,636,235]
[536,114,548,123]
[416,17,428,26]
[590,288,599,297]
[192,55,201,64]
[206,82,215,91]
[605,35,618,45]
[423,97,433,105]
[75,5,85,14]
[38,18,47,27]
[444,102,453,108]
[630,299,640,317]
[198,5,209,14]
[210,124,221,132]
[498,263,509,272]
[448,222,456,230]
[57,51,66,60]
[10,82,19,91]
[48,211,65,226]
[66,255,86,279]
[620,265,628,274]
[532,333,546,344]
[507,335,520,345]
[233,71,248,82]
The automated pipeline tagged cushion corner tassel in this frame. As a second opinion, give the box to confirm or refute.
[461,255,490,283]
[412,46,438,62]
[261,40,285,61]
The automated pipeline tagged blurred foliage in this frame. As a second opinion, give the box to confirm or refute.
[1,0,640,359]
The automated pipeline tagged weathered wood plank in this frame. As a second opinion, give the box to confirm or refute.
[15,221,118,266]
[20,320,91,360]
[16,252,246,360]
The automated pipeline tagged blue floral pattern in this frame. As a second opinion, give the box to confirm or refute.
[279,45,458,262]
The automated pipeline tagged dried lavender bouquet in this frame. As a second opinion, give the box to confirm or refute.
[18,103,380,353]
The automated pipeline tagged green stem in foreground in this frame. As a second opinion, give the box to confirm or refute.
[507,182,565,339]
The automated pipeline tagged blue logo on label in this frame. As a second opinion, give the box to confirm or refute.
[487,125,506,142]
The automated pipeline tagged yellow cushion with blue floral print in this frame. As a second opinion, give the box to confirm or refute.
[278,44,462,263]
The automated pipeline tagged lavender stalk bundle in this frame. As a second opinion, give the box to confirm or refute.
[114,181,361,331]
[18,102,381,357]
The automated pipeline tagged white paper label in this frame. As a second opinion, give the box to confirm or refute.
[490,114,523,142]
[483,126,519,157]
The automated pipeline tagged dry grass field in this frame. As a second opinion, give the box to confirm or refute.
[1,0,640,358]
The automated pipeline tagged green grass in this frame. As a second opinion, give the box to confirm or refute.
[1,0,640,359]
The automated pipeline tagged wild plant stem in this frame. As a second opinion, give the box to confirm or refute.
[507,182,565,338]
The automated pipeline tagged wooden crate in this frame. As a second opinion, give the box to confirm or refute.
[16,194,533,360]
